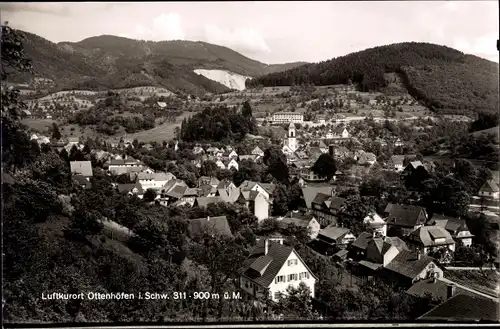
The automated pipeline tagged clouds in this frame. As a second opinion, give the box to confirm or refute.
[125,12,186,41]
[0,2,121,16]
[203,24,271,54]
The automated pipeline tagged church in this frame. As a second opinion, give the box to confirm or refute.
[282,122,299,155]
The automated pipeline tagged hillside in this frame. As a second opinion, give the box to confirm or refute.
[246,42,499,115]
[193,69,251,90]
[8,31,306,96]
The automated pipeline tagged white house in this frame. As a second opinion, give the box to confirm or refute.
[215,159,226,170]
[363,212,387,237]
[240,239,318,302]
[478,179,499,200]
[138,172,176,190]
[239,180,275,201]
[279,211,321,239]
[251,146,265,157]
[226,158,239,171]
[272,111,304,124]
[390,155,405,172]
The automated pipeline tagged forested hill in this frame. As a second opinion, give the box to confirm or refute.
[246,42,499,115]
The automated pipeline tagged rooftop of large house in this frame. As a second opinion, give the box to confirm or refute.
[116,183,144,194]
[318,225,350,241]
[481,179,499,193]
[195,196,222,207]
[384,250,436,280]
[385,204,427,228]
[70,161,93,177]
[409,226,455,247]
[312,193,346,211]
[417,294,499,322]
[407,278,478,301]
[429,214,473,237]
[188,216,233,238]
[240,239,316,288]
[351,232,374,250]
[301,187,334,209]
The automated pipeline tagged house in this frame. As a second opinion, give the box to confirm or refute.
[157,101,167,109]
[108,158,144,175]
[478,179,499,200]
[272,111,304,124]
[198,176,220,188]
[239,154,260,162]
[239,180,275,201]
[137,172,175,190]
[239,239,317,302]
[333,146,351,160]
[193,196,223,208]
[215,159,226,170]
[417,293,499,322]
[380,249,443,288]
[206,147,220,155]
[318,140,328,154]
[215,180,241,204]
[300,167,327,182]
[117,183,144,198]
[390,155,405,172]
[348,232,375,260]
[251,146,265,157]
[226,150,238,159]
[358,152,377,166]
[278,211,321,239]
[385,204,427,236]
[237,190,269,222]
[406,278,481,303]
[164,185,199,206]
[188,216,233,239]
[300,186,334,211]
[193,146,205,155]
[403,161,429,176]
[70,161,93,178]
[36,136,51,145]
[316,116,326,125]
[363,212,387,237]
[72,175,92,189]
[407,226,456,263]
[226,158,239,171]
[316,225,356,251]
[430,214,474,247]
[310,191,346,226]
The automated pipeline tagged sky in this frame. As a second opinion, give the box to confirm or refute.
[0,1,498,64]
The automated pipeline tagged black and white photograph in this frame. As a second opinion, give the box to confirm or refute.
[1,0,499,325]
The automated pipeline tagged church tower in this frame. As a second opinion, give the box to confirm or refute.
[288,122,297,152]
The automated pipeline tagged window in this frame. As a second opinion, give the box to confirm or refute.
[287,259,298,266]
[275,275,285,283]
[288,274,298,281]
[299,272,310,280]
[274,292,280,300]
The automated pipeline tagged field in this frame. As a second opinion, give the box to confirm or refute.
[21,118,57,133]
[108,111,195,143]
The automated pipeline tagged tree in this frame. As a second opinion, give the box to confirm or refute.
[242,100,253,117]
[143,188,157,202]
[311,153,337,180]
[339,195,374,236]
[200,160,218,178]
[275,282,319,320]
[51,122,61,140]
[263,146,289,184]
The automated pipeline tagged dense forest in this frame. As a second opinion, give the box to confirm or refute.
[246,42,499,115]
[179,105,258,143]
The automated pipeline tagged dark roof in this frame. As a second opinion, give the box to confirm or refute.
[2,170,15,185]
[241,240,317,288]
[195,196,222,207]
[311,193,332,206]
[351,232,373,250]
[302,187,334,208]
[72,174,91,187]
[166,185,187,199]
[239,190,261,201]
[117,183,143,194]
[384,250,436,280]
[386,204,426,228]
[407,278,478,301]
[384,236,409,251]
[418,294,499,322]
[318,226,350,241]
[188,216,233,238]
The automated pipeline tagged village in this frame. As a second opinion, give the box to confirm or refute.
[25,107,500,321]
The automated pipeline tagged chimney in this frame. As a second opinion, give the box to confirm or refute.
[264,239,269,255]
[446,284,456,299]
[416,249,421,260]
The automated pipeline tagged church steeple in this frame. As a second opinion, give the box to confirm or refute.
[287,122,297,152]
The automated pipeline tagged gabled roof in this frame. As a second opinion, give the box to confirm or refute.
[480,179,499,193]
[162,179,187,193]
[239,190,262,202]
[351,232,374,250]
[217,179,234,190]
[407,278,478,301]
[166,185,187,199]
[188,216,233,238]
[384,236,409,251]
[318,226,350,241]
[410,226,455,247]
[72,174,91,187]
[70,161,93,177]
[239,154,259,161]
[302,187,334,209]
[195,196,223,207]
[117,183,144,194]
[138,172,175,181]
[390,155,405,165]
[384,249,435,280]
[241,240,317,288]
[385,204,426,228]
[418,294,499,321]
